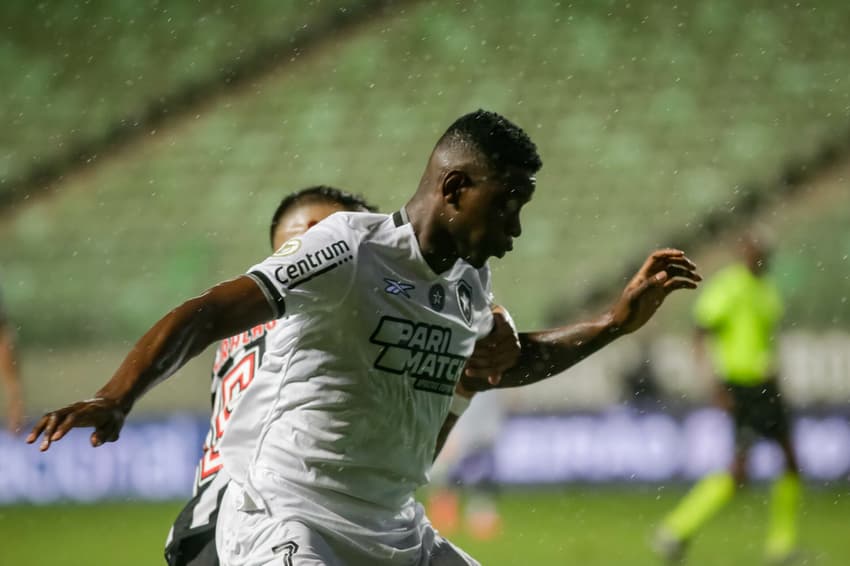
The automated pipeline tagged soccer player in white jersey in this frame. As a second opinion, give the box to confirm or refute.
[29,109,700,565]
[165,186,379,566]
[164,185,516,566]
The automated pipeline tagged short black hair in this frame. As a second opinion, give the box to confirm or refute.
[269,185,377,246]
[439,109,542,173]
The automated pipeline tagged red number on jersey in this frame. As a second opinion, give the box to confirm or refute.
[200,351,258,480]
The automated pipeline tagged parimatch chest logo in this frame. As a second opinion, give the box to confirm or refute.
[370,316,465,395]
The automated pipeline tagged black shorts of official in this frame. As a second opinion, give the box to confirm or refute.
[726,379,791,451]
[165,528,218,566]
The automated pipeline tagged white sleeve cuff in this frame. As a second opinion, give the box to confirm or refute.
[449,394,471,416]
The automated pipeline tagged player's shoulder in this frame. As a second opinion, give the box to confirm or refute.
[318,211,391,238]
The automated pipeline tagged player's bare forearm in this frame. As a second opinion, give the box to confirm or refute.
[27,275,274,450]
[484,312,622,389]
[97,276,273,410]
[434,413,460,461]
[95,301,214,410]
[461,250,700,392]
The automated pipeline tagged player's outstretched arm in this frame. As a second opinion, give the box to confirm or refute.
[26,275,274,451]
[463,249,700,391]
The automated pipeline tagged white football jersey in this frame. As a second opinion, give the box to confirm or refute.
[218,209,493,553]
[165,322,278,552]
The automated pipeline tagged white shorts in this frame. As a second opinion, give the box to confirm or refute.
[217,477,479,566]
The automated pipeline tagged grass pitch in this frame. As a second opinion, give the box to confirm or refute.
[1,487,847,565]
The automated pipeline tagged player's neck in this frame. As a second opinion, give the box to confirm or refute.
[404,201,459,275]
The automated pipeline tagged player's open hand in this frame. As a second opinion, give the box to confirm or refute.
[610,249,701,335]
[26,397,127,452]
[462,305,520,389]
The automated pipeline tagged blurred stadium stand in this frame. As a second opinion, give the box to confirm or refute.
[0,0,386,205]
[1,1,848,443]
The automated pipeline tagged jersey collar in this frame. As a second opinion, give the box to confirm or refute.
[390,206,475,281]
[392,207,410,227]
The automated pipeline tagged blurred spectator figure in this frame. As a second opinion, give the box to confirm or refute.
[0,285,24,433]
[655,230,800,564]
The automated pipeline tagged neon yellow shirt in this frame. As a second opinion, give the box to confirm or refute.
[693,264,783,385]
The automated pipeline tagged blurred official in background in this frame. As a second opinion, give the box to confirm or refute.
[656,231,800,565]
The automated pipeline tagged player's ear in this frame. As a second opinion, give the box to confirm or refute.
[442,170,470,207]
